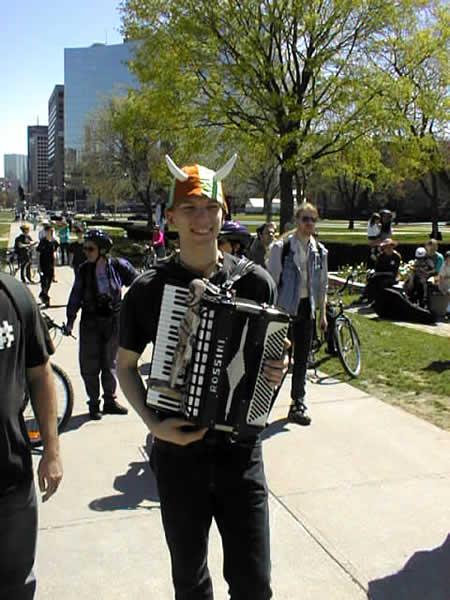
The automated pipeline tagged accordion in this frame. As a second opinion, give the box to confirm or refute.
[146,282,290,437]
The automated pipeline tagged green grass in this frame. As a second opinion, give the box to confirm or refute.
[233,214,450,243]
[316,312,450,430]
[0,224,10,239]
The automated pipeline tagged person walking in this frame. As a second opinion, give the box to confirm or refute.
[267,202,328,426]
[0,273,63,599]
[64,229,138,420]
[14,224,35,283]
[57,219,70,266]
[117,154,288,600]
[37,224,59,308]
[68,224,86,275]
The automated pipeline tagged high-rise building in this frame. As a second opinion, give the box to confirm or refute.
[4,154,27,186]
[27,125,48,200]
[64,42,137,160]
[48,85,64,204]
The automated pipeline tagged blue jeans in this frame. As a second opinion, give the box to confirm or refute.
[289,298,314,404]
[0,481,37,600]
[151,436,272,600]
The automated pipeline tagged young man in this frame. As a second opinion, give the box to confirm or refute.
[14,223,35,283]
[68,224,86,275]
[37,224,59,308]
[0,274,63,599]
[118,155,287,600]
[267,203,328,426]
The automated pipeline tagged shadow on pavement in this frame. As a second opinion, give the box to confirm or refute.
[63,413,91,434]
[423,360,450,374]
[89,434,159,512]
[262,418,290,441]
[367,535,450,600]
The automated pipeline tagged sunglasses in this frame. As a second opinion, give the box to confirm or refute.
[300,216,317,223]
[83,245,97,252]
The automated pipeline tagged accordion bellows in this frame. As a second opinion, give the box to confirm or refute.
[147,283,290,437]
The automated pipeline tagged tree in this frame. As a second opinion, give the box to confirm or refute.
[120,0,429,230]
[373,3,450,237]
[83,95,164,223]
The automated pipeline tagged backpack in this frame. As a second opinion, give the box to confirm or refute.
[279,237,324,287]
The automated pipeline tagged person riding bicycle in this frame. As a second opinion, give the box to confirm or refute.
[64,229,139,420]
[217,219,252,257]
[14,223,35,283]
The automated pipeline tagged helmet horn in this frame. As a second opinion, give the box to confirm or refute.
[215,154,238,181]
[165,155,189,182]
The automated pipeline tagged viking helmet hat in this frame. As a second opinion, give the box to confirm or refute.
[165,154,237,209]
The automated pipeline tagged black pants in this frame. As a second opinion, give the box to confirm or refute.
[79,313,119,404]
[39,266,54,302]
[289,298,314,403]
[60,243,70,265]
[151,437,272,600]
[0,482,37,600]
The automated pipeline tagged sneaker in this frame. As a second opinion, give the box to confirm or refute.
[103,400,128,415]
[288,403,311,426]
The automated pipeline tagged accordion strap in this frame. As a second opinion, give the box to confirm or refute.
[221,258,255,291]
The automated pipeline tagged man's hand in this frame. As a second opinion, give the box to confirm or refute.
[263,338,290,387]
[319,314,328,332]
[38,452,63,502]
[152,417,208,446]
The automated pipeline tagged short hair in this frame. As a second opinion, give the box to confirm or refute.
[426,239,438,250]
[295,202,319,220]
[44,224,53,231]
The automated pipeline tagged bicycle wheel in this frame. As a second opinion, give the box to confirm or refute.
[334,317,361,377]
[26,261,40,284]
[23,363,74,447]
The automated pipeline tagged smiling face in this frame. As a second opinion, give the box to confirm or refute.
[167,195,223,250]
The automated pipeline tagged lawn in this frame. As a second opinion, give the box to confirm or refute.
[315,312,450,430]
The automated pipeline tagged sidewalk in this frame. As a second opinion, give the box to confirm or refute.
[8,222,449,599]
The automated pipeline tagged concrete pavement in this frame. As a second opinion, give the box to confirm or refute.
[9,222,450,599]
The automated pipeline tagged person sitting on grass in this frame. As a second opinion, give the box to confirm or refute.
[405,247,436,308]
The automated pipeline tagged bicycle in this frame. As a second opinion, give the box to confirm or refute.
[311,273,362,377]
[2,247,39,284]
[22,314,75,447]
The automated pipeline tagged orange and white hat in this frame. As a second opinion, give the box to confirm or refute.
[165,154,237,210]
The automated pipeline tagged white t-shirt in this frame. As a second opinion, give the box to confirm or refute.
[438,263,450,294]
[367,222,381,239]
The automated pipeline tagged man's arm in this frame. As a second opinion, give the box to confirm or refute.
[27,361,63,502]
[117,347,207,446]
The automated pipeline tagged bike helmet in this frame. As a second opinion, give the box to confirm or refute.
[218,220,252,250]
[84,228,113,254]
[20,223,31,232]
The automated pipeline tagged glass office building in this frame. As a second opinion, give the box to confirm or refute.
[64,42,138,161]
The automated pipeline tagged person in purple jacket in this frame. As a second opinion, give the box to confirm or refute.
[64,229,138,420]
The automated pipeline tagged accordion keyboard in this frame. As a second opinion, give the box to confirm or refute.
[146,284,189,412]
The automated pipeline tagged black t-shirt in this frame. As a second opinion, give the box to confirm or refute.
[37,238,59,269]
[69,240,86,271]
[120,254,276,355]
[375,251,401,276]
[0,287,53,495]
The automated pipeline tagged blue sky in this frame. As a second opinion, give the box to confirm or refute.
[1,0,124,176]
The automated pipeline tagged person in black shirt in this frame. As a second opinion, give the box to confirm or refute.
[14,224,36,283]
[0,274,62,599]
[118,155,288,600]
[68,224,86,275]
[37,224,59,308]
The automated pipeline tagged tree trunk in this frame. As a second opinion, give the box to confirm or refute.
[279,167,294,233]
[420,173,441,240]
[265,193,273,222]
